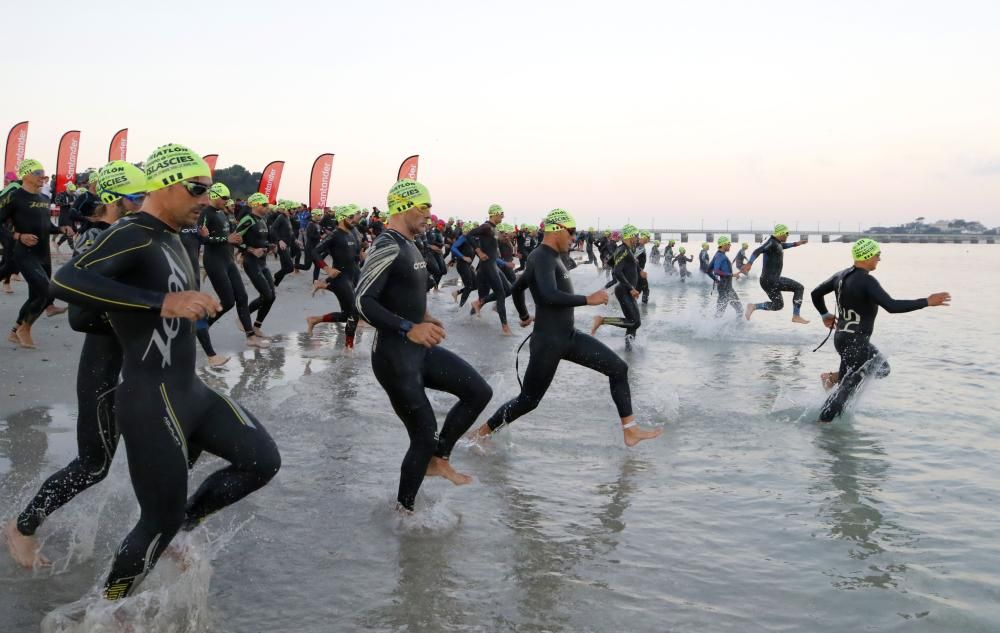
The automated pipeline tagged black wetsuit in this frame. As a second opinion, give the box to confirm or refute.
[585,233,597,266]
[200,205,255,335]
[268,211,295,286]
[603,243,641,342]
[425,228,446,289]
[299,220,323,279]
[0,186,61,326]
[733,247,748,271]
[51,211,280,599]
[710,250,742,316]
[636,245,650,303]
[355,229,492,511]
[313,226,361,342]
[673,253,692,279]
[468,221,508,325]
[663,245,675,273]
[699,248,713,282]
[811,267,928,422]
[16,220,123,538]
[179,225,218,357]
[450,234,477,306]
[236,212,275,328]
[748,236,804,313]
[487,244,632,430]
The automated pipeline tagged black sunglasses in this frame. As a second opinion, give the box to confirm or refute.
[181,181,211,197]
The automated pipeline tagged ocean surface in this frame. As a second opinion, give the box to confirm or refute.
[1,240,997,632]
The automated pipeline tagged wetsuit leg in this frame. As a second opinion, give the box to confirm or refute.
[819,337,890,422]
[716,283,742,316]
[421,346,492,458]
[15,334,122,536]
[13,250,49,325]
[205,260,254,334]
[562,331,633,418]
[483,265,509,325]
[272,248,294,286]
[602,285,641,337]
[456,260,476,306]
[244,257,276,326]
[639,276,650,303]
[486,335,564,431]
[320,275,359,340]
[433,252,447,288]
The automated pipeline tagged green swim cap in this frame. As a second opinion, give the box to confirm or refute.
[717,235,731,247]
[336,203,360,221]
[65,182,77,192]
[774,223,789,236]
[621,224,639,239]
[96,160,147,204]
[488,204,504,216]
[16,159,44,178]
[543,208,576,232]
[310,208,324,218]
[741,242,748,248]
[247,192,269,206]
[852,238,880,261]
[702,242,709,249]
[144,143,211,192]
[209,183,230,200]
[668,239,675,245]
[679,247,686,253]
[387,179,431,216]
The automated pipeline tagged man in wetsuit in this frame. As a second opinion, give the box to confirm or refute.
[663,239,676,274]
[298,208,325,280]
[733,241,749,272]
[637,231,651,304]
[47,144,280,600]
[236,193,276,337]
[3,160,146,568]
[710,235,742,317]
[468,204,513,335]
[0,159,67,348]
[585,227,598,266]
[269,202,296,286]
[811,239,950,423]
[673,247,692,280]
[306,204,362,346]
[474,210,662,446]
[591,224,642,349]
[741,224,810,324]
[355,179,492,513]
[698,242,713,283]
[450,223,478,307]
[179,203,229,367]
[199,183,269,349]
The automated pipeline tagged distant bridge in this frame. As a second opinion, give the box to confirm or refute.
[638,230,996,245]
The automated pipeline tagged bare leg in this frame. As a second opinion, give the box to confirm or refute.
[744,303,756,320]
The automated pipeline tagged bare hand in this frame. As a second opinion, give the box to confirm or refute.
[19,233,39,246]
[740,264,751,274]
[407,322,446,348]
[227,233,243,245]
[520,316,534,327]
[323,266,340,278]
[279,240,287,251]
[822,315,836,329]
[587,289,609,306]
[249,247,265,258]
[630,289,640,299]
[463,256,472,263]
[477,251,488,261]
[160,291,221,321]
[198,225,209,237]
[928,292,951,307]
[640,271,647,279]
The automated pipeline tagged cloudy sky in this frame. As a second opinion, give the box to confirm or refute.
[5,0,999,229]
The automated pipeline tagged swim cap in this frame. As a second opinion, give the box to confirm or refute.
[96,160,147,204]
[310,208,324,218]
[611,230,622,240]
[668,239,675,245]
[773,223,789,236]
[701,242,709,249]
[641,231,652,239]
[208,182,230,200]
[16,159,44,178]
[336,203,360,221]
[65,182,77,192]
[852,238,881,261]
[247,192,269,206]
[717,235,731,247]
[387,179,431,216]
[741,242,748,248]
[488,204,503,216]
[543,208,576,232]
[621,224,639,239]
[144,144,211,191]
[679,247,686,253]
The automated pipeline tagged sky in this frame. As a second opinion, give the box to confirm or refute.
[4,0,1000,230]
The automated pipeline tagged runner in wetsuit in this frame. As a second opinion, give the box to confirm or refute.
[356,179,492,513]
[477,223,519,309]
[179,209,228,367]
[449,223,477,306]
[698,242,713,283]
[269,202,295,286]
[733,241,749,272]
[468,205,513,335]
[591,225,642,349]
[636,231,651,303]
[297,208,325,280]
[3,161,147,568]
[710,235,742,317]
[306,204,362,346]
[47,144,280,600]
[0,159,67,348]
[673,247,692,280]
[741,224,810,324]
[474,210,662,446]
[236,193,275,336]
[0,178,22,293]
[663,239,676,274]
[199,183,269,349]
[650,240,661,266]
[585,228,598,266]
[811,239,950,423]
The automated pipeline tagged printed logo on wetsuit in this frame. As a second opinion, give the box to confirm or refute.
[142,246,189,368]
[413,261,427,270]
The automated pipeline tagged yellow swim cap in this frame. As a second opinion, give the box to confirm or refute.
[209,183,230,200]
[543,208,576,232]
[852,238,880,261]
[144,144,211,191]
[96,160,147,204]
[16,159,44,179]
[387,179,431,216]
[247,192,269,206]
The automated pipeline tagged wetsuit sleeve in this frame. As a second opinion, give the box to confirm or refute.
[312,233,334,267]
[234,215,255,251]
[612,247,635,291]
[466,223,488,251]
[811,273,838,315]
[746,242,769,266]
[866,276,928,313]
[201,209,229,244]
[51,223,165,311]
[781,241,800,249]
[534,255,587,309]
[450,235,467,258]
[355,238,406,332]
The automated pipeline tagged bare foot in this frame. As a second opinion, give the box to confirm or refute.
[2,283,11,294]
[791,315,810,325]
[311,280,326,297]
[451,289,459,303]
[501,324,513,336]
[7,330,17,344]
[590,315,604,336]
[821,372,840,390]
[425,456,474,486]
[474,424,493,440]
[207,354,230,368]
[744,303,756,321]
[471,300,482,317]
[246,334,270,348]
[45,304,68,317]
[4,521,51,568]
[623,423,664,447]
[15,324,35,349]
[306,315,322,336]
[253,327,268,338]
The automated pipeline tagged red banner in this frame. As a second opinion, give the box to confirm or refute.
[309,153,334,209]
[257,161,285,204]
[4,121,29,178]
[202,154,219,177]
[55,130,81,194]
[108,128,128,162]
[397,154,419,181]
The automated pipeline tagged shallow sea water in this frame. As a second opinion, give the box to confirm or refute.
[1,241,997,632]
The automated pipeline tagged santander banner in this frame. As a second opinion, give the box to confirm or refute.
[257,161,285,204]
[55,130,81,194]
[397,154,419,181]
[202,154,219,177]
[108,128,128,162]
[309,153,334,210]
[4,121,29,178]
